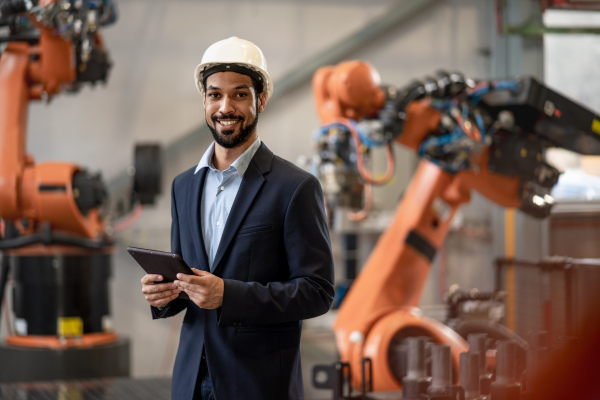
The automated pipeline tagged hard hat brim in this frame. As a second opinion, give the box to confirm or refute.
[194,61,273,100]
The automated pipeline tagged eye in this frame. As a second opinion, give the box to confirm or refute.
[235,92,248,98]
[207,92,220,99]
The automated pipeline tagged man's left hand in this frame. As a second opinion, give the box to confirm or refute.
[175,268,224,309]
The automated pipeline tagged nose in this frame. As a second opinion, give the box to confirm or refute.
[219,95,235,114]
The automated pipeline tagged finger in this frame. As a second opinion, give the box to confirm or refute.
[145,289,181,303]
[150,292,179,308]
[175,273,193,283]
[177,269,210,281]
[175,280,209,296]
[142,282,178,294]
[145,288,180,300]
[174,280,197,292]
[141,274,164,284]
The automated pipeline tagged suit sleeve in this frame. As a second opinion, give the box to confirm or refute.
[218,174,335,326]
[151,177,187,319]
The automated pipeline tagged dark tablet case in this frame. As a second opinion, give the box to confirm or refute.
[127,246,193,300]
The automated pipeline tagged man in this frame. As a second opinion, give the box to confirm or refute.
[140,37,335,400]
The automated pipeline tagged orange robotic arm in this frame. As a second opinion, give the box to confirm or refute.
[0,0,123,359]
[0,0,115,243]
[312,61,599,392]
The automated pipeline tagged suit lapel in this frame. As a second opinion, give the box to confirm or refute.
[189,167,210,271]
[211,144,272,275]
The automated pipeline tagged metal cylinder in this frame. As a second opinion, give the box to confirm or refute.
[495,340,517,385]
[468,333,487,375]
[406,337,427,379]
[490,340,521,400]
[429,344,452,394]
[402,337,431,399]
[460,352,480,400]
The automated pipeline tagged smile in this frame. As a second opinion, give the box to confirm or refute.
[218,120,240,127]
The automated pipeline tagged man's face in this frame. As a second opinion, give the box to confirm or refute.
[203,71,267,149]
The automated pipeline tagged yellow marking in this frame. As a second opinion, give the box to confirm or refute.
[520,148,527,158]
[592,119,600,135]
[59,384,82,400]
[57,317,83,338]
[504,209,516,331]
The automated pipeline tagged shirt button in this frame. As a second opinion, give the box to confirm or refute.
[220,186,224,191]
[216,221,220,226]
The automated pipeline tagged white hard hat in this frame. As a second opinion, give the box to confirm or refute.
[194,37,273,99]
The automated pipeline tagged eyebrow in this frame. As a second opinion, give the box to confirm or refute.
[206,85,252,91]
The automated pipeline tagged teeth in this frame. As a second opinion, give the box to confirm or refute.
[219,120,238,126]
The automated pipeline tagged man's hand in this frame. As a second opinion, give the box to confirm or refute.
[141,274,182,307]
[175,268,224,309]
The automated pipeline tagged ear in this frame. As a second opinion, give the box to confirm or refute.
[257,92,268,113]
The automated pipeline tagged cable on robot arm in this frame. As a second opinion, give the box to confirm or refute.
[0,0,115,34]
[315,118,395,186]
[312,120,388,222]
[0,0,116,87]
[378,73,532,175]
[373,70,472,143]
[31,0,117,36]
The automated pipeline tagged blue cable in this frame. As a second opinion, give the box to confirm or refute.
[313,120,386,149]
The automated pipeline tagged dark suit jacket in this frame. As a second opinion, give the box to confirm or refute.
[152,143,335,400]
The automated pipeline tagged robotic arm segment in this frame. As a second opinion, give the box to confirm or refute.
[0,42,30,220]
[0,0,117,240]
[374,70,470,143]
[312,62,394,222]
[313,60,385,125]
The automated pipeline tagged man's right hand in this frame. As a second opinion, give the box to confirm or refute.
[141,274,182,307]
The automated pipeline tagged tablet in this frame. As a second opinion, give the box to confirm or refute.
[127,246,194,300]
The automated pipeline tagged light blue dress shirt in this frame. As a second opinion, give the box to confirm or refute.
[194,137,261,271]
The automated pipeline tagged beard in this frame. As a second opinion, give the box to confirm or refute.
[207,112,259,149]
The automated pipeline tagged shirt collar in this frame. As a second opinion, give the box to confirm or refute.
[194,136,261,177]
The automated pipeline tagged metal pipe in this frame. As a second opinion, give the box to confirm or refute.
[428,344,451,394]
[403,337,431,399]
[491,340,521,400]
[496,340,516,385]
[460,352,481,400]
[467,333,487,375]
[406,337,426,380]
